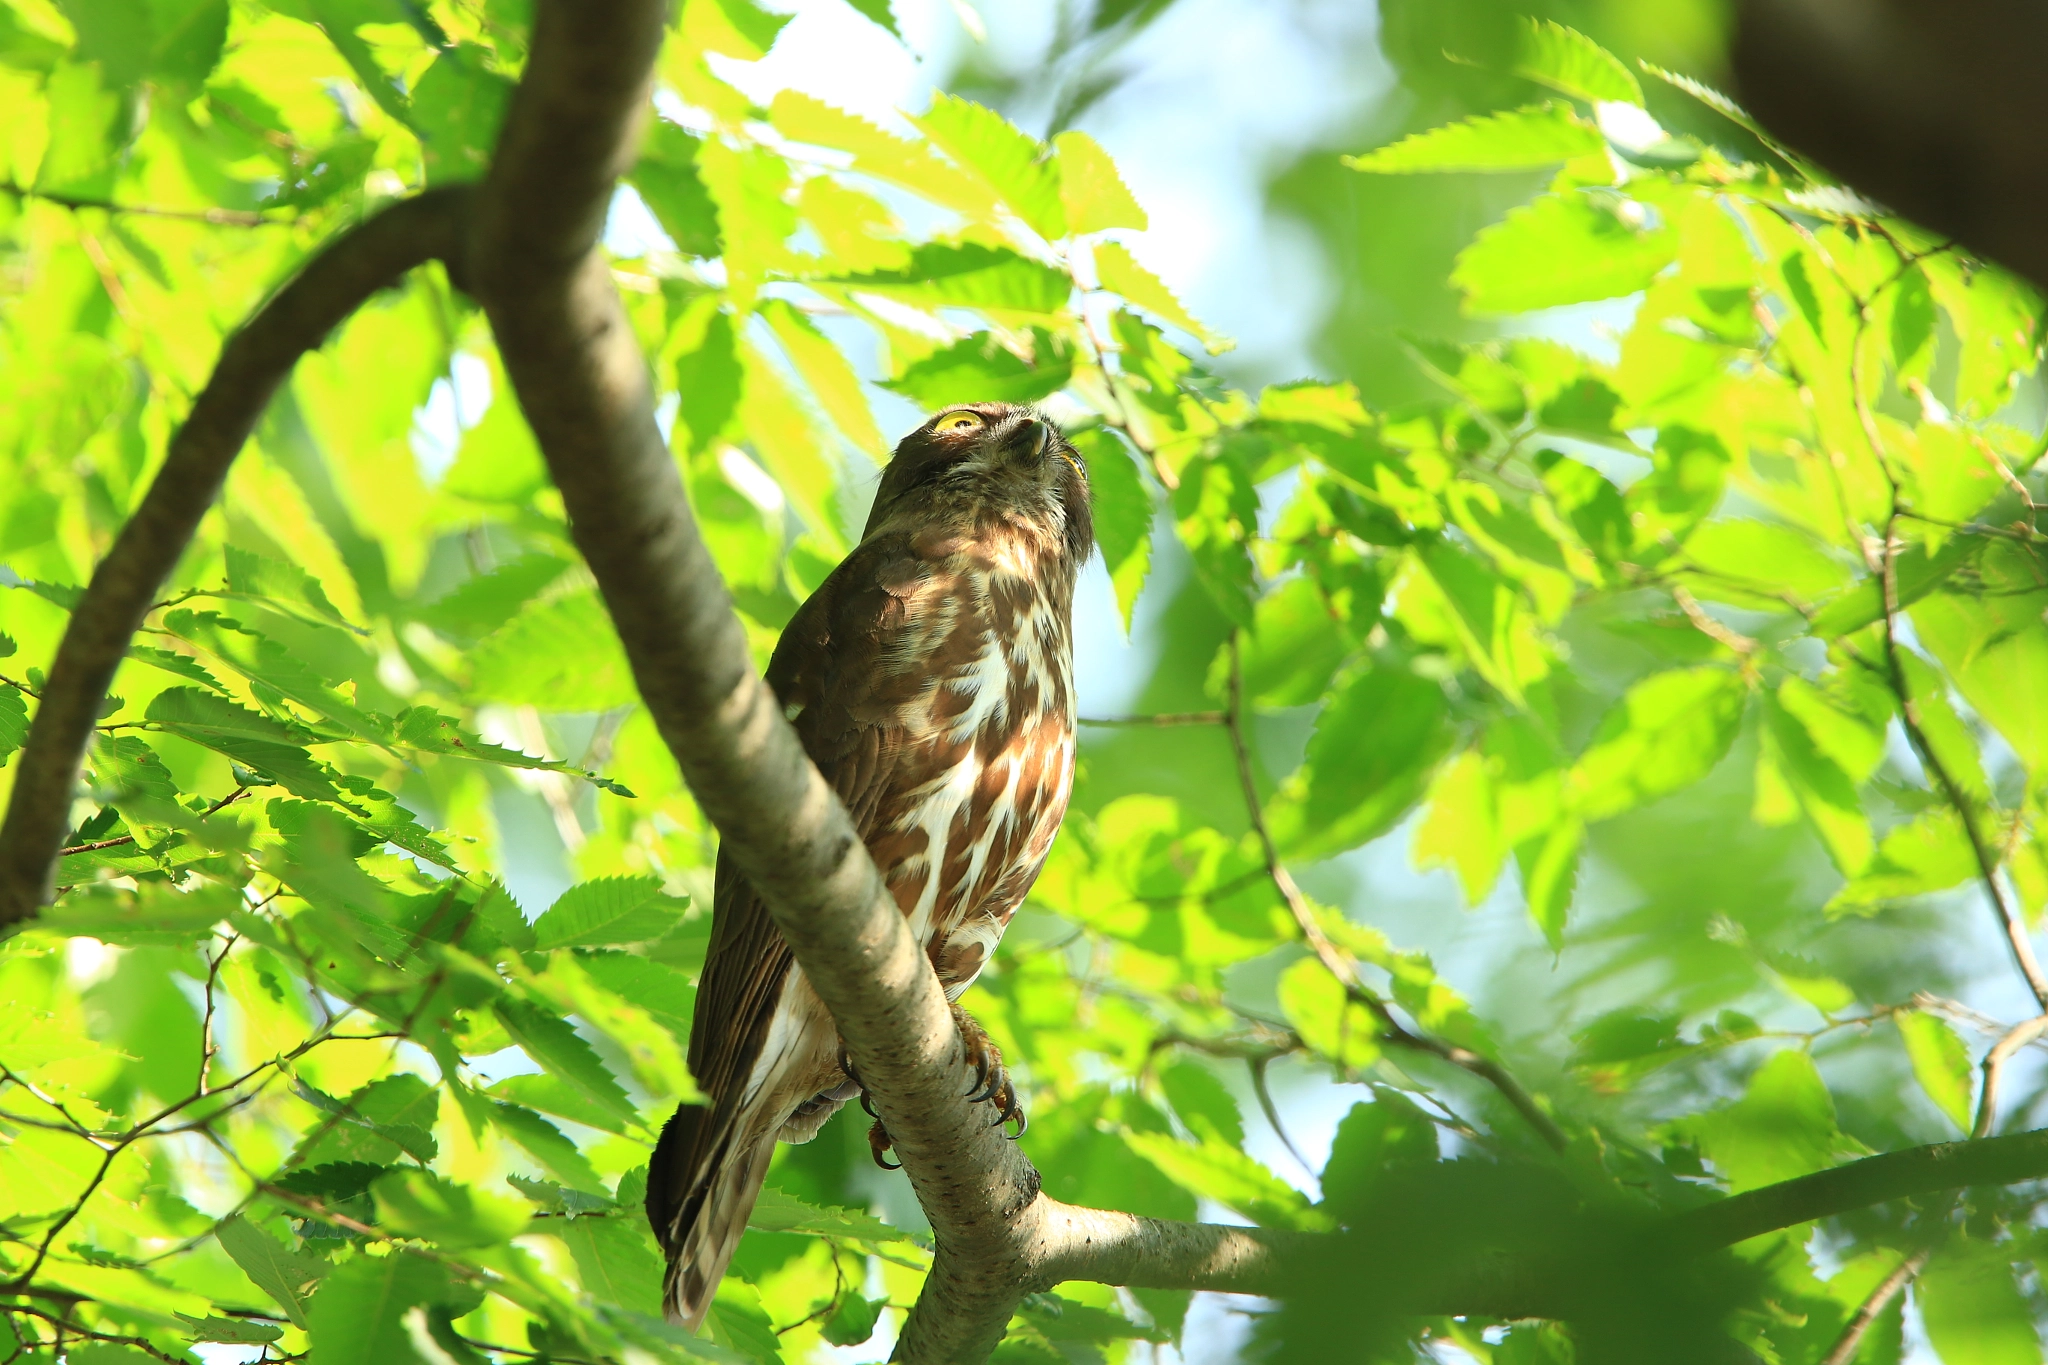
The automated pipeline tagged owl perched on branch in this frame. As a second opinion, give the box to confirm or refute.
[647,403,1093,1327]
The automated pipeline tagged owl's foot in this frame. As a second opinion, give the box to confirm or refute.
[954,1003,1026,1139]
[838,1045,901,1169]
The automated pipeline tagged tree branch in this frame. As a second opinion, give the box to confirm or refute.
[0,187,472,927]
[1666,1126,2048,1254]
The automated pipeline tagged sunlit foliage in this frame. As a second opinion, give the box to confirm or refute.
[2,5,2046,1363]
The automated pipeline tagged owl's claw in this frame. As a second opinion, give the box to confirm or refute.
[842,1043,899,1167]
[953,1003,1028,1138]
[868,1119,900,1170]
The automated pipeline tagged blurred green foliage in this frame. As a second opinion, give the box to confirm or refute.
[2,3,2048,1364]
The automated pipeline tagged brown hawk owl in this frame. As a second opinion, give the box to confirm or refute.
[647,403,1092,1327]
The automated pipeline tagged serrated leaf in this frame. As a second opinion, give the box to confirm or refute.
[746,1186,910,1242]
[177,1314,284,1344]
[913,92,1065,239]
[216,1216,326,1328]
[1344,103,1604,174]
[534,876,689,950]
[306,1250,455,1365]
[1897,1011,1975,1133]
[827,243,1071,316]
[373,1169,530,1247]
[1454,192,1678,314]
[556,1214,666,1314]
[1094,240,1230,353]
[0,681,26,766]
[1124,1130,1313,1228]
[469,592,637,710]
[1568,668,1747,821]
[759,297,885,459]
[487,1098,612,1194]
[493,996,639,1125]
[885,329,1073,408]
[1514,20,1642,105]
[1052,129,1145,232]
[1920,1245,2043,1365]
[128,644,226,690]
[222,545,361,632]
[1071,427,1151,630]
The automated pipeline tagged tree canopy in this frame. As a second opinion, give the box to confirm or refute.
[2,3,2047,1364]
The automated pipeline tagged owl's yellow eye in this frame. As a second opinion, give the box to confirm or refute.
[935,411,985,434]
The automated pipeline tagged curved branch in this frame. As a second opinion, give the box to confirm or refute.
[0,186,473,928]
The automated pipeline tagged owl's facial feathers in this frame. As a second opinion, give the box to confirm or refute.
[864,402,1092,562]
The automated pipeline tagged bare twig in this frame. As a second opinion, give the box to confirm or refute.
[1078,711,1227,727]
[1819,1242,1934,1365]
[1,182,285,227]
[59,786,251,858]
[1220,634,1568,1152]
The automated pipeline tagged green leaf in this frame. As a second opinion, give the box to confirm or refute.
[306,1250,456,1365]
[1454,192,1679,314]
[469,591,637,709]
[223,545,360,632]
[759,297,886,460]
[1124,1130,1313,1228]
[1171,449,1258,627]
[913,92,1065,239]
[412,555,570,641]
[746,1185,911,1242]
[1514,20,1642,105]
[1158,1058,1243,1147]
[885,330,1073,408]
[1568,668,1747,821]
[0,682,26,767]
[1278,956,1379,1071]
[1679,1050,1858,1193]
[1072,427,1152,630]
[485,1097,612,1193]
[1093,240,1230,353]
[1344,103,1604,174]
[631,118,721,258]
[825,243,1072,315]
[1920,1245,2044,1365]
[534,876,689,950]
[1319,1090,1438,1213]
[1896,1011,1975,1133]
[144,685,305,744]
[840,0,898,36]
[216,1216,326,1328]
[1271,668,1452,861]
[127,644,226,691]
[493,996,639,1125]
[1827,809,1980,914]
[821,1293,886,1347]
[410,44,514,183]
[372,1169,531,1248]
[556,1213,666,1313]
[177,1314,283,1344]
[1053,129,1145,232]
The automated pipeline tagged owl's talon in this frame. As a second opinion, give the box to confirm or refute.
[868,1119,900,1170]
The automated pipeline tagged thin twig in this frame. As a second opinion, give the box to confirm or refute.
[1078,711,1227,727]
[198,932,240,1095]
[1820,1243,1934,1365]
[1,182,287,227]
[60,786,251,858]
[1219,633,1568,1152]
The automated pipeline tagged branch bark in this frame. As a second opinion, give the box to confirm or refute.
[0,186,471,927]
[1731,0,2048,295]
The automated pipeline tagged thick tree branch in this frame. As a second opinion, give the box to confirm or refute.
[1667,1126,2048,1254]
[1731,0,2048,296]
[0,186,472,927]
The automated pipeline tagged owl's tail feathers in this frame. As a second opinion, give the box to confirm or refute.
[646,1101,776,1330]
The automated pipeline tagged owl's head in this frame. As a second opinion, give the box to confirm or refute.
[863,402,1093,562]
